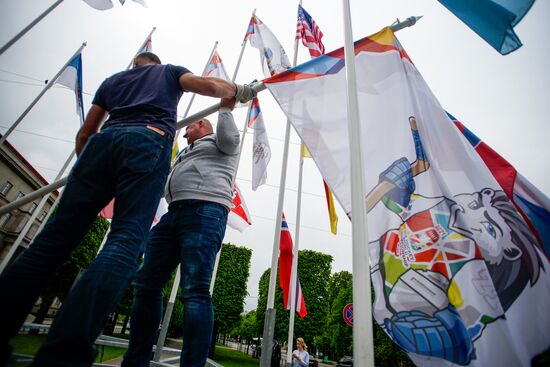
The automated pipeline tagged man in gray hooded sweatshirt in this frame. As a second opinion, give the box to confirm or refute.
[122,97,240,367]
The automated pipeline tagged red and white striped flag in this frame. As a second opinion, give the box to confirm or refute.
[279,214,307,318]
[295,5,325,58]
[227,184,251,232]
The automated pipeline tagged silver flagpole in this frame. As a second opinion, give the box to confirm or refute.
[286,2,306,363]
[126,27,157,70]
[260,5,302,365]
[0,42,87,147]
[0,149,76,274]
[342,0,374,365]
[0,17,421,216]
[0,0,65,56]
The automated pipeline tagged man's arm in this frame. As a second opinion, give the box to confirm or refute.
[179,73,256,102]
[216,98,240,155]
[76,104,108,155]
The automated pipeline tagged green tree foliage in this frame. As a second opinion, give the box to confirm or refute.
[35,216,109,323]
[256,250,332,353]
[212,243,252,335]
[163,243,252,338]
[231,310,258,343]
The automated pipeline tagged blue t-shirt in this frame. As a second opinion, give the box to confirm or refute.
[92,64,191,137]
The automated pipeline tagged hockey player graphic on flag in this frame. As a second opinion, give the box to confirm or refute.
[368,116,545,365]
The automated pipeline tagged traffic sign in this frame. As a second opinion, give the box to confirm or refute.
[343,303,353,327]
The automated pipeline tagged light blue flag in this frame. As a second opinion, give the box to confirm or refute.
[438,0,535,54]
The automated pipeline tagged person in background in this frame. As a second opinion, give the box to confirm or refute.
[292,337,310,367]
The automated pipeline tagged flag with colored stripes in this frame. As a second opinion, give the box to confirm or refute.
[56,53,85,125]
[449,112,550,258]
[265,26,550,366]
[243,14,291,77]
[279,214,307,318]
[296,5,325,58]
[203,50,230,81]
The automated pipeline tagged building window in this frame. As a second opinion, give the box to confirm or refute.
[38,210,47,221]
[1,181,13,196]
[16,191,25,200]
[0,213,10,228]
[29,202,38,214]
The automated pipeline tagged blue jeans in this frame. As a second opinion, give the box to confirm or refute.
[121,200,228,367]
[0,125,172,366]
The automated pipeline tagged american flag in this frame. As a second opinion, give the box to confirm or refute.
[296,5,325,58]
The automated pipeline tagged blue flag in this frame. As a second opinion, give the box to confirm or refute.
[438,0,535,54]
[56,53,85,125]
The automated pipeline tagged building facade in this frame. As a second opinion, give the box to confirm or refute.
[0,137,59,264]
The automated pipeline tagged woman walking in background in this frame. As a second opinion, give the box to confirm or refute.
[292,337,309,367]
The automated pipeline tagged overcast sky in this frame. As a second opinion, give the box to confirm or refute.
[1,0,549,311]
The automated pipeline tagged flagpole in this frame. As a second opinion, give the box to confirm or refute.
[0,149,76,274]
[286,153,304,366]
[342,0,374,365]
[0,0,65,56]
[126,27,156,70]
[260,4,302,365]
[0,42,87,148]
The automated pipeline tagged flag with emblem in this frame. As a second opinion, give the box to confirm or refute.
[247,97,271,190]
[264,26,550,366]
[227,184,251,232]
[243,14,291,77]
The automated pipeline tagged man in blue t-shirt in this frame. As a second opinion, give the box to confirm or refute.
[0,52,256,366]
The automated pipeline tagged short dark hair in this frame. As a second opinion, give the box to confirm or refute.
[135,52,161,65]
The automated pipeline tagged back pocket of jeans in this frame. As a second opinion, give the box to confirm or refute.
[122,129,166,173]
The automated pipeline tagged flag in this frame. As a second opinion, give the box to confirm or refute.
[323,180,338,235]
[100,197,168,227]
[278,214,307,318]
[82,0,113,10]
[247,97,271,191]
[227,184,251,232]
[296,5,325,58]
[302,144,339,234]
[243,14,291,77]
[437,0,535,55]
[119,0,148,6]
[203,50,230,81]
[265,27,550,366]
[138,35,153,54]
[56,53,85,125]
[449,113,550,258]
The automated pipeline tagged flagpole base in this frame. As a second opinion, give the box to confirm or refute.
[260,308,276,367]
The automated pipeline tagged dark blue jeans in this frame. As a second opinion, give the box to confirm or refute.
[0,125,172,366]
[121,200,228,367]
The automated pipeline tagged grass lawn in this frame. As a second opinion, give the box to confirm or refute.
[211,344,259,367]
[9,334,127,364]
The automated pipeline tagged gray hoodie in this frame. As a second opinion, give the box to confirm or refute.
[164,108,240,209]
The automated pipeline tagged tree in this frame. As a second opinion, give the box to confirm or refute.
[34,216,109,327]
[212,243,252,336]
[256,249,333,355]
